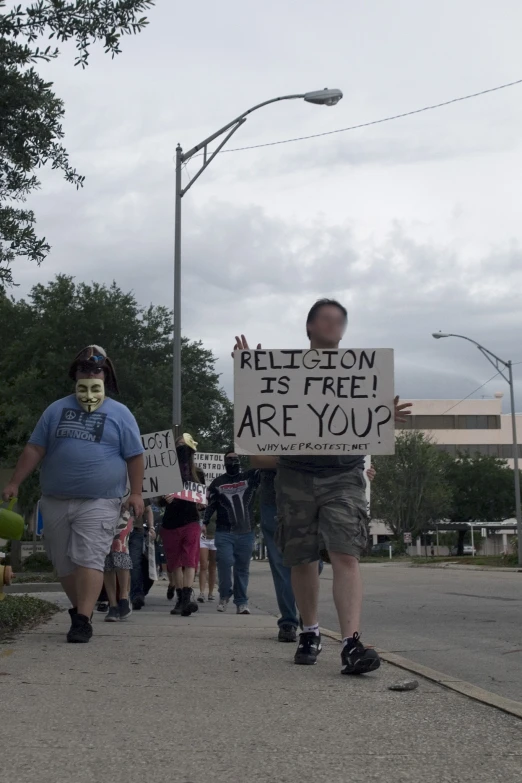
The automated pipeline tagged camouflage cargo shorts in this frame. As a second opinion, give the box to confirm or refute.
[275,467,368,567]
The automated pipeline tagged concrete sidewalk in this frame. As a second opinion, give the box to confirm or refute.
[1,584,521,783]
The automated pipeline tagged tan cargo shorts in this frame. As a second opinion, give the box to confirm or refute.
[275,467,368,567]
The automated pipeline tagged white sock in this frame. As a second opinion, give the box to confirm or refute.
[302,623,320,636]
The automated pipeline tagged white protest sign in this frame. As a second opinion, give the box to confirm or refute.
[234,349,395,456]
[139,429,183,498]
[170,480,208,505]
[194,452,225,483]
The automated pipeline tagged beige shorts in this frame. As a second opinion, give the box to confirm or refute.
[40,496,121,577]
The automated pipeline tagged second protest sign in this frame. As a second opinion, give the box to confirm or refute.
[234,348,395,456]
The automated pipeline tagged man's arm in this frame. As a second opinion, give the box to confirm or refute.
[126,454,145,517]
[250,456,279,470]
[2,444,46,501]
[202,482,218,525]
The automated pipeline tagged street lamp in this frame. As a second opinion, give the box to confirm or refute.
[172,88,343,437]
[432,331,522,565]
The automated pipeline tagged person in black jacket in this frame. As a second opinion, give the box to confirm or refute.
[203,451,260,614]
[160,434,204,617]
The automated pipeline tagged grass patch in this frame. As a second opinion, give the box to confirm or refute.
[12,572,59,584]
[0,595,60,639]
[411,555,519,568]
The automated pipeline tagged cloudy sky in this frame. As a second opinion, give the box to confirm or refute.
[13,0,522,408]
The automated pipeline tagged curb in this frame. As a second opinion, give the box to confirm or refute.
[320,626,522,721]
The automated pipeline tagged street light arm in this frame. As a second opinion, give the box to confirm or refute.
[441,333,510,377]
[181,93,305,163]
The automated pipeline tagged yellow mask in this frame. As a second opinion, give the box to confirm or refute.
[76,379,105,413]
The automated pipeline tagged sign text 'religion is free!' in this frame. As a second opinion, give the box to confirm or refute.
[234,349,395,456]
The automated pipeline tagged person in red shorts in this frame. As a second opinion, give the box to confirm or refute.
[160,433,204,617]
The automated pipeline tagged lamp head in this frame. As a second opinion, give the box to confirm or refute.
[304,88,343,106]
[432,332,450,339]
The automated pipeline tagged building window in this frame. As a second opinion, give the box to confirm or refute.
[456,415,501,429]
[398,415,501,431]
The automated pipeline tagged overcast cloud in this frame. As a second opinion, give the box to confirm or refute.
[10,0,522,409]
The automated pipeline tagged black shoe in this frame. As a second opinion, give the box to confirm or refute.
[66,613,93,644]
[278,623,297,643]
[170,588,183,615]
[118,599,132,620]
[180,587,199,617]
[104,607,119,623]
[167,586,175,601]
[341,633,381,675]
[294,632,322,665]
[96,602,109,613]
[132,596,145,611]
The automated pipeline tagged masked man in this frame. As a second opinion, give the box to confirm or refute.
[2,345,145,644]
[203,451,260,615]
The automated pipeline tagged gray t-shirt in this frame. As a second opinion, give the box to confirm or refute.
[278,455,364,477]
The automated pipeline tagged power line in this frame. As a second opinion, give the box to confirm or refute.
[202,77,522,157]
[442,372,502,414]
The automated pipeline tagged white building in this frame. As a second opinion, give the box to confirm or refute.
[370,394,521,552]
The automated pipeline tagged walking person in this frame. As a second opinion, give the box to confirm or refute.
[104,506,133,621]
[233,300,410,673]
[2,345,144,643]
[203,452,260,615]
[129,500,155,610]
[198,511,217,603]
[160,433,204,617]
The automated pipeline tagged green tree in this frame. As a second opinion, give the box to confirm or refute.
[0,275,232,509]
[0,0,154,287]
[371,430,453,546]
[445,452,517,555]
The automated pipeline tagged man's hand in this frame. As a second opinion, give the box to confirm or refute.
[2,482,19,503]
[366,464,376,482]
[231,335,261,358]
[148,528,157,541]
[126,493,144,518]
[394,395,412,423]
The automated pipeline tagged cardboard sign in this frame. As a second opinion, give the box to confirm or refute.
[194,452,225,483]
[234,349,395,456]
[140,429,183,499]
[170,481,208,505]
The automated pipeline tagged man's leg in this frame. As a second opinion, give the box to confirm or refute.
[319,470,380,674]
[328,552,362,638]
[40,497,77,607]
[59,574,78,607]
[215,531,234,607]
[173,566,184,589]
[129,529,145,603]
[182,567,195,588]
[232,532,254,609]
[261,503,299,631]
[76,567,104,617]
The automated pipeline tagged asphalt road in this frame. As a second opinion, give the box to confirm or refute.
[247,561,522,703]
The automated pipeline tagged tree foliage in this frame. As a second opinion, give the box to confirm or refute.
[0,1,154,286]
[371,430,453,543]
[0,275,233,508]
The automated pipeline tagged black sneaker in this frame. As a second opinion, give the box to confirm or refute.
[278,623,297,643]
[96,601,109,613]
[132,596,145,611]
[170,588,183,615]
[118,599,132,620]
[167,586,175,601]
[294,632,322,665]
[341,633,381,675]
[67,613,93,644]
[104,607,119,623]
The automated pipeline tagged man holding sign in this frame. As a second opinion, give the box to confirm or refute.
[233,298,411,675]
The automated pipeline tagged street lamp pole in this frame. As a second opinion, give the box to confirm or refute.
[432,332,522,566]
[172,89,343,439]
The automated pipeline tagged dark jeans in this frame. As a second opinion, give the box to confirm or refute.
[215,531,254,607]
[129,528,144,601]
[261,504,298,628]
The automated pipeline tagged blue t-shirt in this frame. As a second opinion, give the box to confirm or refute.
[29,395,144,499]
